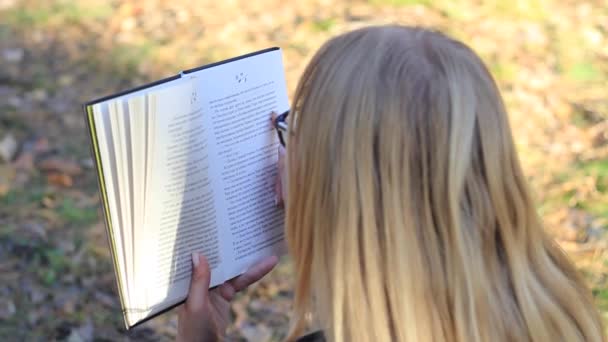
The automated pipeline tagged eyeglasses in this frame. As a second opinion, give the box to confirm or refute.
[274,110,289,147]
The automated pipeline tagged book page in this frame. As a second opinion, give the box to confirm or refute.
[138,79,224,316]
[91,102,132,317]
[108,99,136,301]
[191,49,289,279]
[126,95,148,320]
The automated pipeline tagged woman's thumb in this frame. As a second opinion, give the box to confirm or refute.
[185,252,211,312]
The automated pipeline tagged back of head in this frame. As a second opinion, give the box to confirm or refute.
[285,25,604,342]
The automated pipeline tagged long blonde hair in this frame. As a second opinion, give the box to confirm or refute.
[285,25,604,342]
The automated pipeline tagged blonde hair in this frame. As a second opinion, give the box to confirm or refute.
[285,26,604,342]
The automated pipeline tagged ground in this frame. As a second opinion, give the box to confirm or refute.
[0,0,606,340]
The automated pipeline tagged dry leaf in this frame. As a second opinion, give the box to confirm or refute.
[47,173,73,187]
[39,157,82,176]
[0,133,18,162]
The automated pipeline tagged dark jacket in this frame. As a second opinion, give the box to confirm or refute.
[297,331,325,342]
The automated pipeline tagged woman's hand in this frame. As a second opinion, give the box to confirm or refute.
[177,253,278,342]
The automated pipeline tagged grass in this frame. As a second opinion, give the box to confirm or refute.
[593,288,608,315]
[313,18,336,32]
[491,61,519,83]
[541,159,608,219]
[58,198,98,225]
[0,187,46,207]
[0,185,98,230]
[1,1,113,27]
[111,42,159,72]
[577,160,608,220]
[567,62,601,82]
[34,247,70,285]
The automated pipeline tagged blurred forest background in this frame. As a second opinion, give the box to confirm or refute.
[0,0,606,340]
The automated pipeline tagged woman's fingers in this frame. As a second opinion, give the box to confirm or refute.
[184,253,212,313]
[271,111,278,124]
[228,255,279,293]
[277,146,287,204]
[216,255,279,301]
[275,146,284,207]
[271,111,284,207]
[218,283,236,302]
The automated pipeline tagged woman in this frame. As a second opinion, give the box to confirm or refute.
[177,26,605,341]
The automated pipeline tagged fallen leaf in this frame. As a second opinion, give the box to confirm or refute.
[0,133,18,162]
[552,209,592,243]
[0,183,9,196]
[0,260,16,272]
[39,157,82,176]
[94,291,117,308]
[28,309,42,325]
[80,157,94,169]
[55,287,80,315]
[0,300,16,319]
[41,195,57,208]
[13,151,34,171]
[28,285,47,304]
[232,299,249,328]
[67,320,94,342]
[33,136,50,154]
[37,208,61,223]
[0,164,16,195]
[21,222,48,241]
[240,322,273,341]
[47,173,73,187]
[2,47,23,63]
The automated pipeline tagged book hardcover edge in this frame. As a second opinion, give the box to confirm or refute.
[181,47,279,74]
[127,281,222,330]
[127,299,186,330]
[83,104,130,329]
[85,74,181,108]
[84,47,280,108]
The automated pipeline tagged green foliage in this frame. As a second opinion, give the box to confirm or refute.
[491,61,518,82]
[0,189,19,206]
[0,223,16,241]
[0,25,11,40]
[36,248,68,285]
[369,0,431,6]
[108,41,161,78]
[578,160,608,219]
[549,25,605,84]
[58,198,98,225]
[313,18,336,32]
[0,188,45,207]
[544,160,608,221]
[2,2,113,27]
[593,288,608,313]
[567,62,600,82]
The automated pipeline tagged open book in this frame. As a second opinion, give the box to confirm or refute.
[84,48,289,328]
